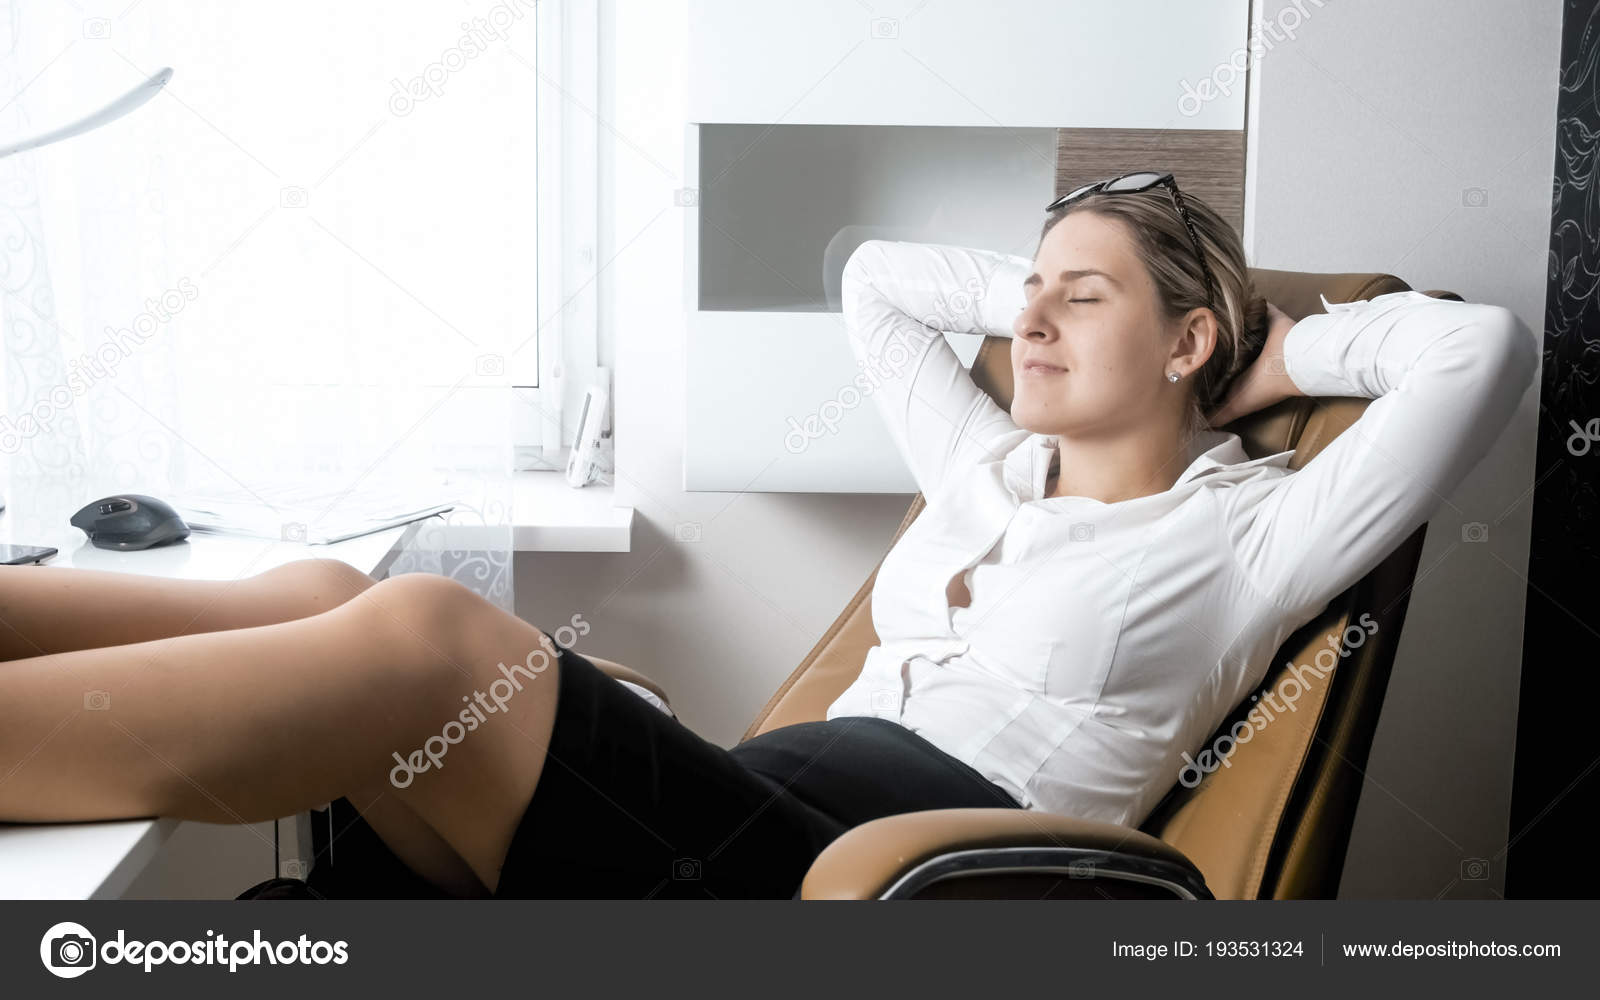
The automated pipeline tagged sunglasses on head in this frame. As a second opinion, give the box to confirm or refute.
[1044,171,1218,312]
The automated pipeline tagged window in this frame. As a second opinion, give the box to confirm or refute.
[521,0,603,470]
[0,0,600,490]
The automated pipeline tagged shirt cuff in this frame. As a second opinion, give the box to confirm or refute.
[1279,295,1345,397]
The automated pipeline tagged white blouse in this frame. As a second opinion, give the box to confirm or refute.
[824,240,1537,828]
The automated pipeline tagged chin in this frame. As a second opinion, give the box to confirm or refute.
[1012,399,1097,439]
[1009,404,1059,436]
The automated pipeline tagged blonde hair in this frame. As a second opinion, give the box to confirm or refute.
[1040,185,1267,435]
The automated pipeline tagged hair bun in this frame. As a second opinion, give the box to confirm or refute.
[1239,291,1270,359]
[1198,288,1269,414]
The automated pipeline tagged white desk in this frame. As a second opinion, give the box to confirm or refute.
[0,478,419,900]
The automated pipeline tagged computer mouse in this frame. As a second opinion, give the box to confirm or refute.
[70,494,191,551]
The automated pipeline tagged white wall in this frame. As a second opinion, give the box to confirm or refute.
[1246,0,1559,899]
[516,0,1561,899]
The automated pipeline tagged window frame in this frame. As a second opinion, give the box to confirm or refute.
[515,0,604,470]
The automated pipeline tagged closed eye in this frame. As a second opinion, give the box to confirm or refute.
[1068,298,1099,303]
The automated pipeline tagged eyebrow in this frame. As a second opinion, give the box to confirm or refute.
[1022,268,1123,291]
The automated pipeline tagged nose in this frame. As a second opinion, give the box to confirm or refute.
[1013,296,1056,341]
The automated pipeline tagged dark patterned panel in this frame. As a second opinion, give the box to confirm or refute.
[1509,0,1600,898]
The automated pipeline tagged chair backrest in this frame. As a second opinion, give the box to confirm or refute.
[742,267,1456,899]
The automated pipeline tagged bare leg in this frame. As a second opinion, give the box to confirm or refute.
[0,558,376,660]
[0,558,486,895]
[0,572,561,895]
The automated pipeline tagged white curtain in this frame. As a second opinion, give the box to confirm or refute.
[0,0,534,609]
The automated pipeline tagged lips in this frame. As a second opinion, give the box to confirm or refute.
[1022,360,1066,375]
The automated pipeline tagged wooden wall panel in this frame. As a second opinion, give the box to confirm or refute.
[1052,128,1246,236]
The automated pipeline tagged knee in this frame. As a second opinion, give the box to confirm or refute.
[264,558,376,608]
[364,571,479,615]
[346,574,558,711]
[354,572,487,663]
[336,573,491,708]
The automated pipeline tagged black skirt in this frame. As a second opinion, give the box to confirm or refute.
[492,639,1023,899]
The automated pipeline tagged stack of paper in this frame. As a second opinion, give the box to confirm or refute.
[172,478,458,545]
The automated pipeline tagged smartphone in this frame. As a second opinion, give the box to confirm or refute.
[0,543,59,565]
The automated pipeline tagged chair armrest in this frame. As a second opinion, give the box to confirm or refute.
[799,807,1211,900]
[581,653,671,708]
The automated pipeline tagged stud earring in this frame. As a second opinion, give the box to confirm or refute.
[1165,371,1181,383]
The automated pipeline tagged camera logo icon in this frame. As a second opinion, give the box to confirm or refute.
[1461,521,1489,543]
[1066,859,1098,880]
[1069,522,1094,542]
[82,18,111,40]
[673,187,699,207]
[280,185,309,208]
[1461,187,1489,208]
[282,521,309,543]
[869,17,899,39]
[40,921,97,978]
[672,857,702,880]
[475,353,506,377]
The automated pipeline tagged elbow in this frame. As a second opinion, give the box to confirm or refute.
[841,240,890,295]
[1452,304,1538,431]
[1479,304,1539,398]
[1510,314,1540,396]
[840,240,897,324]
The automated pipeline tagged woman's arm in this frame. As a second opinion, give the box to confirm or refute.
[1205,300,1303,428]
[1221,290,1539,618]
[840,240,1033,498]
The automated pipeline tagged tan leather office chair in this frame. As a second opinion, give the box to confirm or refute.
[603,269,1460,900]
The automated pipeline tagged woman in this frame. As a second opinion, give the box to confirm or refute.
[0,174,1536,899]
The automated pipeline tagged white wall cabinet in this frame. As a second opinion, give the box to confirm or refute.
[684,0,1250,492]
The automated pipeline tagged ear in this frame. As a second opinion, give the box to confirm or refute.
[1168,307,1217,377]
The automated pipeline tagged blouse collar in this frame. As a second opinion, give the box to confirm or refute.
[1003,429,1294,504]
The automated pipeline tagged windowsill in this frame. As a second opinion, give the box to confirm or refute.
[512,470,632,552]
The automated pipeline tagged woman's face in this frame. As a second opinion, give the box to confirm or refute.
[1010,210,1188,439]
